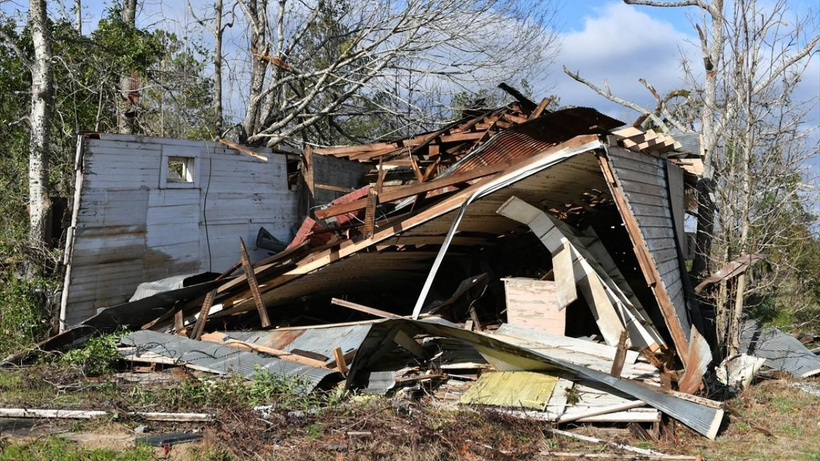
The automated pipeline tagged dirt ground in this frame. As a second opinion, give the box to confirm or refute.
[1,365,819,460]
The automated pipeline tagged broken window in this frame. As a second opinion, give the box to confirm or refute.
[161,155,197,188]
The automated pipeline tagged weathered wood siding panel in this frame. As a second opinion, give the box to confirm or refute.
[60,135,300,328]
[605,146,690,343]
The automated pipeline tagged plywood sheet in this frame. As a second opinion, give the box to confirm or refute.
[502,278,565,335]
[460,371,559,410]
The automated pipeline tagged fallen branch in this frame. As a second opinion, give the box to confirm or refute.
[546,427,669,457]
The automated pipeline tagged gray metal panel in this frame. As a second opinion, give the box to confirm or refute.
[121,330,338,394]
[670,132,701,156]
[227,324,373,360]
[740,320,820,378]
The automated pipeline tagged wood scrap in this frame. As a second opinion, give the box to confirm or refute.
[199,332,329,368]
[239,236,271,328]
[331,298,405,319]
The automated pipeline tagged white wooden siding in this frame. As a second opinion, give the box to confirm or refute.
[60,135,299,328]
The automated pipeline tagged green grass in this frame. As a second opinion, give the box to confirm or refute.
[0,437,153,461]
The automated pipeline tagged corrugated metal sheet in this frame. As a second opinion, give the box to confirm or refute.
[61,135,300,328]
[348,318,722,438]
[227,324,373,361]
[450,107,622,175]
[120,330,338,394]
[740,320,820,378]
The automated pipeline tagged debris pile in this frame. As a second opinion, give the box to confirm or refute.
[7,91,820,448]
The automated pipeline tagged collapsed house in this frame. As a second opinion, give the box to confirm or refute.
[20,95,820,441]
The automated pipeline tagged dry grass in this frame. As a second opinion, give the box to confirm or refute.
[1,363,820,460]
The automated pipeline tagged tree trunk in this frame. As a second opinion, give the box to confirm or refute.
[28,0,53,260]
[118,0,138,134]
[214,0,224,137]
[690,0,724,279]
[75,0,82,35]
[239,0,268,143]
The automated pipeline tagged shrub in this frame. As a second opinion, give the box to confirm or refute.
[61,332,122,376]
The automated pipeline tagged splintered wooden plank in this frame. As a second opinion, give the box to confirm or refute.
[190,289,216,340]
[333,347,349,375]
[552,240,578,309]
[393,330,428,358]
[331,298,405,319]
[199,332,328,368]
[239,237,271,328]
[363,191,378,238]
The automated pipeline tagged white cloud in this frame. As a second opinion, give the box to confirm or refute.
[542,2,698,122]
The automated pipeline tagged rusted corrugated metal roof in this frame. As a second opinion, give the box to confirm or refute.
[449,107,622,175]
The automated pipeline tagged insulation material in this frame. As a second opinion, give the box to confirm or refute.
[460,371,559,410]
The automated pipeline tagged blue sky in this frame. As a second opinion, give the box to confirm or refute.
[1,0,818,130]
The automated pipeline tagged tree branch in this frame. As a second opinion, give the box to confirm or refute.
[562,66,672,132]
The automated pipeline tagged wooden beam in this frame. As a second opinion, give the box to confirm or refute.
[315,183,355,194]
[200,332,329,368]
[393,330,428,358]
[330,298,405,319]
[611,331,629,378]
[528,97,551,120]
[313,159,514,220]
[189,289,216,340]
[556,400,646,423]
[239,237,271,328]
[552,240,577,309]
[218,138,268,162]
[173,309,185,335]
[362,191,378,238]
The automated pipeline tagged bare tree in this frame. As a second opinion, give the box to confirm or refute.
[564,0,819,356]
[188,0,237,137]
[0,1,54,268]
[224,0,558,147]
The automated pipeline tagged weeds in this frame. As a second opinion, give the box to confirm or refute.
[0,275,54,357]
[61,331,123,376]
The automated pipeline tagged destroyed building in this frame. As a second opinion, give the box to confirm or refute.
[19,94,820,441]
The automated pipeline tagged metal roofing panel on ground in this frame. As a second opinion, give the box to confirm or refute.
[226,324,373,361]
[740,320,820,378]
[347,318,723,438]
[120,330,339,394]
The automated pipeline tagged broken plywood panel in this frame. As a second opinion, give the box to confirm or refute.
[460,371,559,410]
[502,278,565,335]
